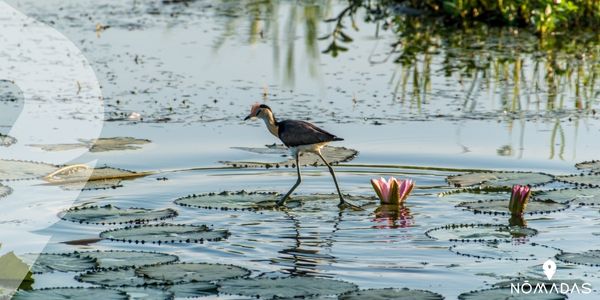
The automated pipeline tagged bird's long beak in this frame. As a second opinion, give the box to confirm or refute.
[243,114,252,121]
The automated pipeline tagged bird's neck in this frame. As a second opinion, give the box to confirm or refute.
[261,113,279,137]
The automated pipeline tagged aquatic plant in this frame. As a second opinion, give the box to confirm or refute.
[136,263,250,284]
[77,268,161,287]
[0,159,58,181]
[28,137,151,152]
[11,287,128,300]
[447,171,554,188]
[425,223,538,242]
[556,173,600,187]
[221,145,358,169]
[458,287,566,299]
[339,288,444,300]
[75,250,178,270]
[450,242,560,261]
[534,187,600,205]
[217,277,358,299]
[100,223,229,244]
[508,185,532,215]
[457,198,566,216]
[59,205,178,225]
[20,253,96,274]
[371,177,415,204]
[556,250,600,267]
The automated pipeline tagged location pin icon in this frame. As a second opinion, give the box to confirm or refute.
[543,259,557,280]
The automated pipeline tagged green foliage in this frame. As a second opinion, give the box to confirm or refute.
[395,0,600,35]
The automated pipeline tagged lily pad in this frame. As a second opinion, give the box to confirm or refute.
[556,250,600,267]
[556,174,600,188]
[20,253,96,274]
[217,277,358,299]
[450,242,559,261]
[167,282,218,298]
[44,165,149,185]
[100,224,229,244]
[221,145,358,168]
[174,191,281,211]
[136,263,250,284]
[457,199,568,215]
[458,287,566,299]
[59,205,178,225]
[118,287,174,300]
[534,188,600,205]
[29,137,150,152]
[339,288,444,300]
[11,288,128,300]
[175,191,374,211]
[0,134,16,147]
[575,160,600,172]
[0,160,58,181]
[447,172,553,188]
[76,250,179,269]
[77,268,163,287]
[0,184,12,198]
[425,224,538,242]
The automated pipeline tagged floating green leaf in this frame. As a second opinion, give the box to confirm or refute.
[339,288,444,300]
[450,242,559,261]
[77,268,163,287]
[11,288,128,300]
[76,250,178,269]
[457,199,567,215]
[29,137,151,153]
[425,224,538,242]
[458,287,566,299]
[534,188,600,205]
[0,160,58,181]
[174,191,281,211]
[44,165,149,185]
[575,160,600,172]
[175,191,374,211]
[447,172,553,188]
[218,277,357,299]
[20,253,96,274]
[137,263,250,284]
[167,282,217,298]
[100,224,229,244]
[556,174,600,188]
[221,145,358,168]
[556,250,600,267]
[117,287,174,300]
[60,205,178,225]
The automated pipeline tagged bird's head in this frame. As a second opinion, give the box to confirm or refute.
[244,103,273,121]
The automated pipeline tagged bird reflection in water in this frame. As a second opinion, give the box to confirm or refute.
[274,209,343,277]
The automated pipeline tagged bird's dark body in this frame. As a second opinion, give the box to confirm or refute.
[277,120,343,147]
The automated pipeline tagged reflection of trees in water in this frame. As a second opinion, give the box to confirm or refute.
[212,0,333,86]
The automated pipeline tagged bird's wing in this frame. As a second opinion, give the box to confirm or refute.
[277,120,342,147]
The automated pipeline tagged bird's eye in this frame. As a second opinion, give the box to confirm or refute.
[256,109,262,116]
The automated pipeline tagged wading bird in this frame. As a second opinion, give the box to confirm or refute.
[244,103,355,208]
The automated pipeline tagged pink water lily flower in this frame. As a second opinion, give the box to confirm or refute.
[508,184,531,215]
[371,177,415,204]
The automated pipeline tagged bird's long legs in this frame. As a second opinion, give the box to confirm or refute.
[277,152,301,206]
[315,151,362,210]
